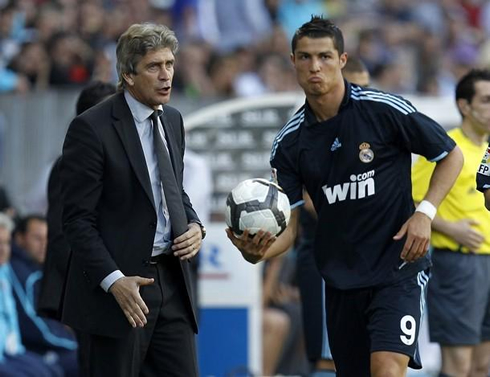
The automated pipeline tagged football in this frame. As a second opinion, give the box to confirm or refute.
[225,178,291,237]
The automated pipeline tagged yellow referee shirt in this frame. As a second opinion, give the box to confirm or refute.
[412,127,490,254]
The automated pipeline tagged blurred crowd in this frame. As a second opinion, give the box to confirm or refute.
[1,0,490,97]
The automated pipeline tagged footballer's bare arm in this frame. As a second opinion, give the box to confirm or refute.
[395,146,464,261]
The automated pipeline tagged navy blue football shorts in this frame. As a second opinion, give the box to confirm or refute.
[324,269,429,376]
[428,248,490,345]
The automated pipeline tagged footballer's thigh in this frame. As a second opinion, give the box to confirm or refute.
[368,269,430,373]
[371,351,409,377]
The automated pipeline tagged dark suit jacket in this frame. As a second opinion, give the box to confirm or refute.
[37,157,69,320]
[60,92,200,338]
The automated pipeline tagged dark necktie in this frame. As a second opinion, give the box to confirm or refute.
[150,111,188,238]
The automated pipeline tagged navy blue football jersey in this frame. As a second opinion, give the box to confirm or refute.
[270,81,456,289]
[477,144,490,192]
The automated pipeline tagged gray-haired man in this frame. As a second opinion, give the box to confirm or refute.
[60,23,203,376]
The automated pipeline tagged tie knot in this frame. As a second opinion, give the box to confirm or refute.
[150,110,161,125]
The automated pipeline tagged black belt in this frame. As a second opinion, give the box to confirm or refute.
[149,253,173,264]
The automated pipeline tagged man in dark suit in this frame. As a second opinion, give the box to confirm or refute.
[60,23,204,377]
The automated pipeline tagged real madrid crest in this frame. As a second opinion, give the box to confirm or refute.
[359,142,374,163]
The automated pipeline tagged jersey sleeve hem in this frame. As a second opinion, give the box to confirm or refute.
[428,150,449,162]
[290,200,305,209]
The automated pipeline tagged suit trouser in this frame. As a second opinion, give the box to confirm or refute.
[84,255,198,377]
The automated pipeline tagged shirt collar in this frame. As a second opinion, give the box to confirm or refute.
[124,90,163,123]
[304,79,352,126]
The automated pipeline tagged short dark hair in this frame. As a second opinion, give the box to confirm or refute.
[76,81,116,115]
[14,214,46,236]
[455,69,490,103]
[455,69,490,116]
[291,16,344,54]
[343,56,368,75]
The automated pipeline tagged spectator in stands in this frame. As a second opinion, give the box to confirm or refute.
[47,32,94,87]
[78,2,106,50]
[7,41,50,90]
[233,51,296,97]
[0,212,63,376]
[90,49,115,83]
[197,0,272,53]
[10,214,78,376]
[13,215,47,264]
[258,52,297,93]
[34,4,64,44]
[173,40,216,98]
[371,59,408,94]
[415,68,490,377]
[208,53,240,97]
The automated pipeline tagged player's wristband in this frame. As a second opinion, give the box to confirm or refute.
[415,200,437,221]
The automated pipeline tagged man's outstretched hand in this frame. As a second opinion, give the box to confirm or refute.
[109,276,154,328]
